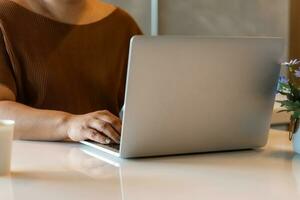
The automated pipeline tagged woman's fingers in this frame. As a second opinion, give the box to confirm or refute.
[96,110,122,134]
[89,119,121,144]
[67,110,123,144]
[84,129,110,144]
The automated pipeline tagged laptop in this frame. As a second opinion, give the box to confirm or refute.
[81,36,284,158]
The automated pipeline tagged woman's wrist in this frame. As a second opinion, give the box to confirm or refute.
[58,112,74,140]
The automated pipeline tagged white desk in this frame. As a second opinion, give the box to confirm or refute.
[0,129,300,200]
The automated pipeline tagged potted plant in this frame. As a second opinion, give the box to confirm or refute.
[277,59,300,154]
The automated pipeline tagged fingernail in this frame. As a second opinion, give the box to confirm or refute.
[105,138,111,144]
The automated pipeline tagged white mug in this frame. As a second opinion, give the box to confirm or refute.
[0,120,15,176]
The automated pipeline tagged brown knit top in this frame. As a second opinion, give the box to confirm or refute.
[0,1,142,115]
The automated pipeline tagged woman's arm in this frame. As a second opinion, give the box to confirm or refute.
[0,99,71,141]
[0,85,121,144]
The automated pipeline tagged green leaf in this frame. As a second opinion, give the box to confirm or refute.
[290,83,300,100]
[278,82,291,92]
[276,100,300,112]
[293,111,300,119]
[287,94,296,101]
[276,110,291,113]
[277,91,290,96]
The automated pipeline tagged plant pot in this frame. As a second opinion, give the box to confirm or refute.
[289,117,300,154]
[294,128,300,154]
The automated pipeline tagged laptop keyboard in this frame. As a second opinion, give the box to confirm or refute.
[85,140,120,151]
[107,143,120,150]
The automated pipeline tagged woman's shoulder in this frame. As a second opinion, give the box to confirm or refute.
[112,7,142,34]
[0,0,23,24]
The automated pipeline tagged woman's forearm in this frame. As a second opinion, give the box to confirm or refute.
[0,101,71,141]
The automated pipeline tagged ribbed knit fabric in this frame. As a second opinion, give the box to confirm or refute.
[0,0,142,115]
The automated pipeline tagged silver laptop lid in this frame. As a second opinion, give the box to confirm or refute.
[120,36,284,158]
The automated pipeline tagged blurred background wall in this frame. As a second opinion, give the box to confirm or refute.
[104,0,290,58]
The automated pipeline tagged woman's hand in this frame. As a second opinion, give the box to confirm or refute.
[66,110,122,144]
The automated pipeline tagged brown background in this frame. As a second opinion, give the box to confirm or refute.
[290,0,300,59]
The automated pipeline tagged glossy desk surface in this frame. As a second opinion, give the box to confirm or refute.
[1,129,299,200]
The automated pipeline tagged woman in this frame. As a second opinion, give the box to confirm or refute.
[0,0,142,144]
